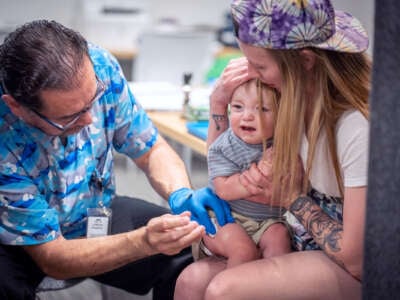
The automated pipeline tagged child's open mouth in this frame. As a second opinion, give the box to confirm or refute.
[240,126,256,132]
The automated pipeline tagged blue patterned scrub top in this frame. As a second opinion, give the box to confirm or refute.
[0,44,158,245]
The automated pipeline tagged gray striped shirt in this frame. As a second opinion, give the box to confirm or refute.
[208,128,282,221]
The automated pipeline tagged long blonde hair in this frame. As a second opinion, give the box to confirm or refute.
[270,49,371,204]
[256,78,279,151]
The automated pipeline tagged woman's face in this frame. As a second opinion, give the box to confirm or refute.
[238,40,282,92]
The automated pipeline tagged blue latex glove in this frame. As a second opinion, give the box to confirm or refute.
[168,187,234,235]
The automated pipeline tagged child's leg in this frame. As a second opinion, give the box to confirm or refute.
[258,222,292,258]
[203,223,260,268]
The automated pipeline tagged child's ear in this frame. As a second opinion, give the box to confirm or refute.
[299,49,316,71]
[2,94,25,117]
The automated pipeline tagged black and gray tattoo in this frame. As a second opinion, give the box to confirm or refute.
[211,114,227,131]
[290,196,345,268]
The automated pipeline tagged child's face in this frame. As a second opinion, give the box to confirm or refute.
[229,82,275,145]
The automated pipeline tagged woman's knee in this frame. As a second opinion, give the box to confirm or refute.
[175,262,207,298]
[175,258,227,300]
[175,263,196,290]
[204,271,233,300]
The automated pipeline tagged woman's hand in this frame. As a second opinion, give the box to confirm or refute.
[259,149,304,209]
[239,148,304,207]
[239,154,273,205]
[242,148,274,205]
[210,57,257,110]
[144,212,205,256]
[208,57,257,146]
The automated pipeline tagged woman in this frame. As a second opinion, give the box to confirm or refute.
[175,0,371,299]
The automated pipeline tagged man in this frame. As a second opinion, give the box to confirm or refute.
[0,20,233,299]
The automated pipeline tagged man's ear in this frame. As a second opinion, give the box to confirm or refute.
[2,94,25,117]
[299,49,316,71]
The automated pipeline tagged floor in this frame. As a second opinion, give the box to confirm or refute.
[36,141,208,300]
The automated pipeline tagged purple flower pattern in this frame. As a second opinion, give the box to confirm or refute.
[231,0,368,53]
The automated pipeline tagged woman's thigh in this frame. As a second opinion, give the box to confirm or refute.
[205,250,361,300]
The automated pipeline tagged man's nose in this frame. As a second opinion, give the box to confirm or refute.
[77,110,93,126]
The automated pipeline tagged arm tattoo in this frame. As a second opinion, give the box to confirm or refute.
[290,196,345,268]
[212,114,227,131]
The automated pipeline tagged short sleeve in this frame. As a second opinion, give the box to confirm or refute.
[88,43,158,159]
[112,84,158,158]
[0,164,61,245]
[208,133,242,180]
[337,110,369,187]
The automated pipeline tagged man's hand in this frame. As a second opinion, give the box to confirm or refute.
[168,187,234,235]
[144,212,204,255]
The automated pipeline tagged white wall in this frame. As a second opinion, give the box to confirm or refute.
[0,0,231,51]
[0,0,231,32]
[331,0,375,53]
[0,0,375,53]
[0,0,80,29]
[148,0,231,27]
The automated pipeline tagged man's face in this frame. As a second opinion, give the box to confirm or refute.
[23,57,104,137]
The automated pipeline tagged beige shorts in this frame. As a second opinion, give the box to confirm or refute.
[192,211,288,260]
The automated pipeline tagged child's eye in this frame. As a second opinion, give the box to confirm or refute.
[232,104,243,111]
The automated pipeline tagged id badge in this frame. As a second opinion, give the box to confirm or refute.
[86,207,112,238]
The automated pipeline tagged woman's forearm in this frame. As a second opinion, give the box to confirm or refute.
[207,99,229,148]
[289,196,350,273]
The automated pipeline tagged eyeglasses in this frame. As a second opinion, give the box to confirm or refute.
[2,76,106,132]
[32,77,106,132]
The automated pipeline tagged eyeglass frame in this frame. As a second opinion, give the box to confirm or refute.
[1,75,106,132]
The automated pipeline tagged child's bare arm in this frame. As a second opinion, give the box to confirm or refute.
[213,173,252,201]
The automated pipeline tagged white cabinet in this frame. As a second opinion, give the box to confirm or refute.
[77,0,151,52]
